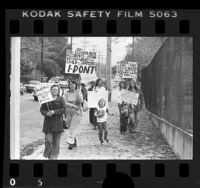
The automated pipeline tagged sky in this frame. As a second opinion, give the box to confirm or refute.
[68,37,133,66]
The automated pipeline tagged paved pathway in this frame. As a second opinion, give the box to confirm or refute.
[32,101,178,160]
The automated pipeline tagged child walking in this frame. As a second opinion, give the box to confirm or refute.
[95,98,113,145]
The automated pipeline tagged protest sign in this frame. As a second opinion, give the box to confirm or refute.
[65,48,97,82]
[121,91,139,105]
[87,90,108,108]
[65,64,96,74]
[35,84,54,104]
[116,61,138,79]
[80,73,97,83]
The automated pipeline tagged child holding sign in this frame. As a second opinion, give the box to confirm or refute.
[94,98,113,145]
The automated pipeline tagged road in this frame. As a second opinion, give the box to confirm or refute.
[20,92,44,148]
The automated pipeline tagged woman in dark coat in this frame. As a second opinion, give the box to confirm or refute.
[40,84,66,159]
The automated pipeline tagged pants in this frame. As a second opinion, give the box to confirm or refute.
[66,113,82,144]
[118,104,128,134]
[97,122,108,143]
[129,110,139,131]
[43,132,61,159]
[89,108,97,127]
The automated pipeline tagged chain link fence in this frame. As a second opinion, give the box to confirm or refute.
[141,37,193,134]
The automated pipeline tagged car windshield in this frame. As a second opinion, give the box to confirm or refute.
[49,77,65,82]
[29,81,40,85]
[50,78,59,82]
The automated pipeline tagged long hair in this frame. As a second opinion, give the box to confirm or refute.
[68,80,78,90]
[119,81,126,90]
[98,98,106,108]
[95,78,102,87]
[125,81,130,90]
[129,79,139,92]
[94,78,103,90]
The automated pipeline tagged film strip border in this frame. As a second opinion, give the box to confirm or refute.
[8,19,190,35]
[9,162,190,178]
[6,9,200,36]
[6,162,192,187]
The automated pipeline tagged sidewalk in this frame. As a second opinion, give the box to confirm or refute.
[31,101,178,160]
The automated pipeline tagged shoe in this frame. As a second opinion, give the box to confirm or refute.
[101,142,104,145]
[105,139,111,143]
[73,138,77,147]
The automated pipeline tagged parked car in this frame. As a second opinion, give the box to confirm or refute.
[20,83,26,95]
[58,80,68,89]
[48,76,63,83]
[41,76,48,82]
[48,76,68,89]
[25,80,41,93]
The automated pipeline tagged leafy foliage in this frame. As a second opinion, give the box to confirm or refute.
[21,37,69,79]
[122,37,165,81]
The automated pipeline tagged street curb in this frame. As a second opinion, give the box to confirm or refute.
[22,145,44,160]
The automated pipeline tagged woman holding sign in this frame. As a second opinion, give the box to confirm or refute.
[128,79,143,132]
[117,81,128,135]
[63,80,83,149]
[94,78,106,92]
[88,81,96,128]
[40,84,66,160]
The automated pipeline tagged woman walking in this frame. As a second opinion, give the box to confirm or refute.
[40,84,66,160]
[63,81,83,149]
[88,81,96,127]
[128,79,143,132]
[94,78,106,92]
[117,81,128,135]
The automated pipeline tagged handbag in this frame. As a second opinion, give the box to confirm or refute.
[62,114,72,129]
[63,119,68,129]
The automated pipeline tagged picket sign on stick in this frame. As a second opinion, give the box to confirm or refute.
[121,91,139,105]
[35,84,54,105]
[88,91,108,108]
[65,48,97,82]
[116,61,138,79]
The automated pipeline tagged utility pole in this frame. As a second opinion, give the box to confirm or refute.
[132,37,134,57]
[71,37,73,50]
[106,37,112,101]
[92,45,97,52]
[41,37,44,79]
[81,37,90,50]
[97,52,101,78]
